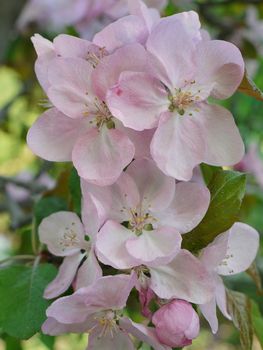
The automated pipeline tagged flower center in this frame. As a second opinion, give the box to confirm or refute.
[59,226,79,250]
[86,47,107,68]
[128,208,155,235]
[92,311,119,339]
[168,83,201,115]
[85,97,115,129]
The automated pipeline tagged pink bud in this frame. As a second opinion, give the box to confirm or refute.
[152,299,200,348]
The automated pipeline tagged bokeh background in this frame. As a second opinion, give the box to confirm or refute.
[0,0,262,349]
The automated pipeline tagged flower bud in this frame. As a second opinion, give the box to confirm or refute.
[152,299,200,348]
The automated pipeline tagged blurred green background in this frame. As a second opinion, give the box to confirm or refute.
[0,0,262,349]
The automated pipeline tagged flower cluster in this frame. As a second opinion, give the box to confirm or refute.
[27,1,260,348]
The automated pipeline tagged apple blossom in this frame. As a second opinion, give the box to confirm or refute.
[38,193,102,299]
[43,274,170,350]
[83,158,210,268]
[152,299,200,347]
[199,222,259,333]
[106,11,245,180]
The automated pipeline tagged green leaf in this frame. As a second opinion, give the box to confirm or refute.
[0,264,57,339]
[4,335,22,350]
[39,333,55,350]
[182,170,246,252]
[69,167,81,215]
[238,73,263,101]
[226,290,253,350]
[246,262,263,296]
[34,196,68,227]
[200,163,222,186]
[251,301,263,349]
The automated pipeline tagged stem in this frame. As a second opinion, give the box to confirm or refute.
[0,255,35,266]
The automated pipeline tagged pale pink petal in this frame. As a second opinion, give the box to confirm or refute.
[196,103,244,166]
[150,250,214,304]
[42,317,90,336]
[92,43,147,100]
[27,108,89,162]
[146,13,200,88]
[81,191,100,241]
[44,253,84,299]
[123,128,155,158]
[53,34,94,58]
[155,182,210,233]
[75,250,102,290]
[120,317,170,350]
[126,227,182,266]
[126,158,175,212]
[47,57,96,119]
[72,127,135,186]
[200,234,229,272]
[88,328,134,350]
[215,275,231,320]
[96,220,138,269]
[216,223,259,276]
[199,296,218,334]
[93,15,148,53]
[38,211,86,256]
[129,0,160,31]
[46,291,91,324]
[195,40,244,99]
[107,71,168,131]
[31,34,54,57]
[80,274,137,311]
[151,112,205,181]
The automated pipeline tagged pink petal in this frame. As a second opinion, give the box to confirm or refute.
[123,128,155,158]
[155,182,210,233]
[47,57,96,119]
[87,328,134,350]
[80,274,137,311]
[72,127,135,186]
[31,34,54,57]
[195,40,244,99]
[126,227,181,266]
[151,112,205,181]
[108,71,168,131]
[75,249,102,290]
[93,15,148,53]
[150,250,214,304]
[27,108,89,162]
[81,172,140,224]
[42,317,90,336]
[199,296,218,334]
[92,43,147,101]
[53,34,94,58]
[81,190,100,241]
[146,12,200,88]
[44,253,84,300]
[38,211,86,256]
[200,234,229,272]
[215,275,231,320]
[197,103,244,166]
[216,223,259,276]
[96,220,138,269]
[126,158,175,212]
[120,317,170,350]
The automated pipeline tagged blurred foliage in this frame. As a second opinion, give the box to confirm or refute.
[0,0,263,349]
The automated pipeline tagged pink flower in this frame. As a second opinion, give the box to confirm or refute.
[84,158,210,268]
[43,274,170,350]
[38,193,102,299]
[152,299,200,347]
[199,222,259,333]
[28,42,152,186]
[106,12,245,180]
